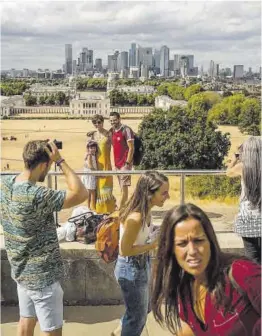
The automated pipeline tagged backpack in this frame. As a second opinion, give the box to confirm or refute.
[133,133,144,166]
[95,211,120,263]
[68,212,106,244]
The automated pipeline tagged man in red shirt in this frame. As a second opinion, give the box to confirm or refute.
[109,112,134,209]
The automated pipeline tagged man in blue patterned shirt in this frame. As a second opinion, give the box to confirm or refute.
[1,140,88,336]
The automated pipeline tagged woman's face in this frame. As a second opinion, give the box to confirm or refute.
[173,216,211,281]
[92,119,103,130]
[150,182,170,208]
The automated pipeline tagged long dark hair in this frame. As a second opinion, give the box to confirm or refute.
[151,203,245,335]
[241,136,261,209]
[119,171,168,228]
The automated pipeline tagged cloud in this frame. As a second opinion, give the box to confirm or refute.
[1,1,261,70]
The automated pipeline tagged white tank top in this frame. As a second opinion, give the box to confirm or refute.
[119,216,152,246]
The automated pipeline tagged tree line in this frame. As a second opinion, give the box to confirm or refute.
[24,92,70,106]
[109,89,155,106]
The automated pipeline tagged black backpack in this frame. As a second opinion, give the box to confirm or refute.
[68,212,107,244]
[133,134,144,166]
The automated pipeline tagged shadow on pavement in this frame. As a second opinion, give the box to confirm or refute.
[63,306,124,324]
[1,305,125,325]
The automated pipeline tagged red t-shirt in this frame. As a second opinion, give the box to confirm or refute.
[179,259,261,335]
[111,125,134,169]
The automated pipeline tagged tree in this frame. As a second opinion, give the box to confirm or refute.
[208,94,245,125]
[157,83,169,95]
[24,94,37,106]
[167,84,185,100]
[184,84,204,100]
[222,91,233,97]
[39,96,46,105]
[238,98,261,135]
[46,94,55,105]
[55,91,66,105]
[138,107,231,170]
[187,92,221,117]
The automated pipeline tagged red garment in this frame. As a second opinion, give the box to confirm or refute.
[111,125,134,169]
[179,259,261,336]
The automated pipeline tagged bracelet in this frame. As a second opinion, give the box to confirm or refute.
[56,158,65,166]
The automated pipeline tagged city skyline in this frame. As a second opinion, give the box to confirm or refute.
[1,1,261,71]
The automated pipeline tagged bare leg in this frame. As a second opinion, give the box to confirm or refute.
[90,190,96,211]
[120,185,128,210]
[42,328,62,336]
[17,317,37,336]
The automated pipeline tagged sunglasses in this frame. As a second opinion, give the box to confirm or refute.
[92,121,102,125]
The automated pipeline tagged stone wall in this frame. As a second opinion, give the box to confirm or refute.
[1,242,245,306]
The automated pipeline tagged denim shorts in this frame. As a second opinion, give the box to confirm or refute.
[17,281,64,332]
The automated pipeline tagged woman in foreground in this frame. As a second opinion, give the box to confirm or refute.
[151,203,261,336]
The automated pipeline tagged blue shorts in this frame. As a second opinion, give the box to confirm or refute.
[17,281,64,332]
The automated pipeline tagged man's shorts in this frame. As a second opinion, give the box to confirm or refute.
[116,165,132,188]
[17,281,64,332]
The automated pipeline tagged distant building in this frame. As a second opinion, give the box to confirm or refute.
[120,69,129,79]
[0,95,25,117]
[155,95,187,111]
[79,47,93,72]
[129,67,140,79]
[233,65,244,78]
[25,84,74,100]
[65,44,73,75]
[153,49,160,66]
[118,52,129,71]
[215,64,219,77]
[174,55,194,71]
[168,60,174,73]
[10,69,16,78]
[108,51,119,72]
[70,94,110,116]
[140,47,153,68]
[129,43,137,67]
[140,65,149,79]
[72,60,77,74]
[187,67,198,77]
[160,46,169,77]
[95,58,103,72]
[209,60,215,78]
[118,85,155,94]
[23,69,29,78]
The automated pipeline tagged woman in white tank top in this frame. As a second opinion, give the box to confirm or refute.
[112,171,170,336]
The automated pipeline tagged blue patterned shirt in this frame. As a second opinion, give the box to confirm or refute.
[1,175,66,289]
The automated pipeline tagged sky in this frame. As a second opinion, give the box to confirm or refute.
[1,0,261,71]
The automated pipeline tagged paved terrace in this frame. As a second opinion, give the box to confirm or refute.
[1,207,244,336]
[1,171,244,335]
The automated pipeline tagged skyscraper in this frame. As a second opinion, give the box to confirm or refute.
[95,58,103,71]
[108,51,119,72]
[174,55,194,71]
[141,47,153,67]
[119,51,129,71]
[233,65,244,78]
[65,44,73,75]
[209,60,215,78]
[160,46,169,77]
[129,43,137,67]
